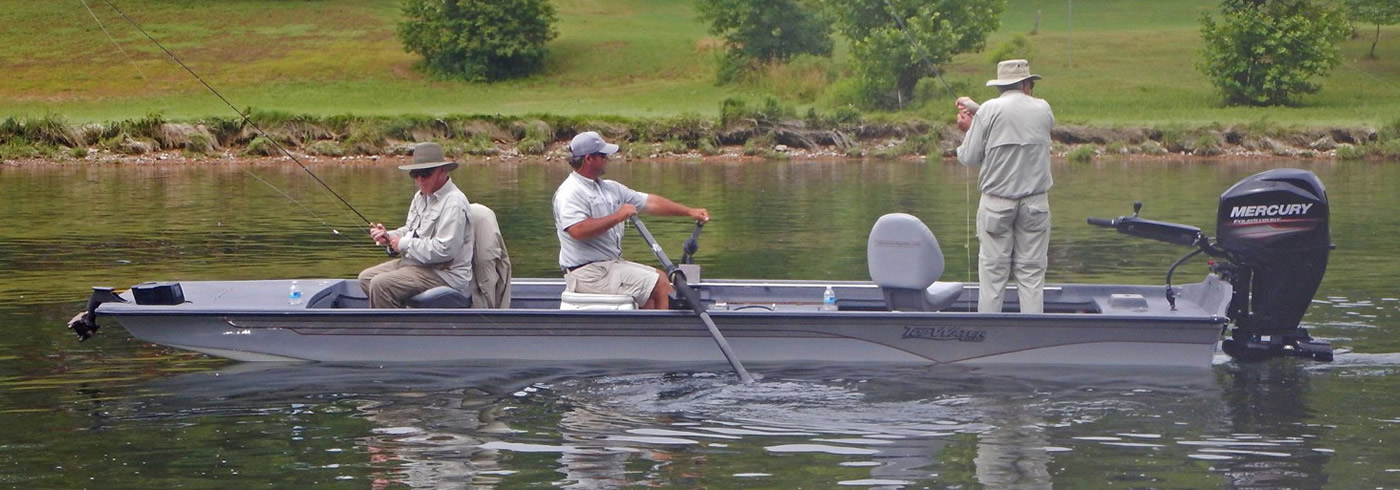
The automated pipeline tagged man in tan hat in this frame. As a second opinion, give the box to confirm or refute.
[553,131,710,309]
[955,59,1055,314]
[358,142,474,308]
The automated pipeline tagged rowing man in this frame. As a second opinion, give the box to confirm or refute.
[553,131,709,309]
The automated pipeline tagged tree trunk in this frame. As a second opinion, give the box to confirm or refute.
[1371,24,1381,59]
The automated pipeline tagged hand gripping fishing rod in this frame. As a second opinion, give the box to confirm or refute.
[630,216,755,384]
[95,0,375,232]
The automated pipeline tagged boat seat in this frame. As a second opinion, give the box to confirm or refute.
[560,291,636,310]
[867,213,965,312]
[407,286,473,309]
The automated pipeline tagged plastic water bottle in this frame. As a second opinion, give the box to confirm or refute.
[288,280,303,305]
[822,286,837,311]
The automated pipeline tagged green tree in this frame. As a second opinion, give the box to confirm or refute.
[822,0,1004,110]
[696,0,833,62]
[1346,0,1400,59]
[1197,0,1350,106]
[398,0,558,82]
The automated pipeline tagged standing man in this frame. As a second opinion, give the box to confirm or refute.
[553,131,710,309]
[359,142,474,308]
[956,59,1055,314]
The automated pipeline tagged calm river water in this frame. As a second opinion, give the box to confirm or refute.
[2,158,1397,488]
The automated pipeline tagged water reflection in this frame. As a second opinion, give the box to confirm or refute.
[128,362,1255,488]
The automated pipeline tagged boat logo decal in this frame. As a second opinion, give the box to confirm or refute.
[902,326,986,342]
[1228,203,1312,218]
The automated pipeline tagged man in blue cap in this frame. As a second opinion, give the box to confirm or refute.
[553,131,710,309]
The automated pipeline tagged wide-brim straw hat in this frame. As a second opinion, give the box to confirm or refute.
[398,142,459,171]
[986,59,1042,87]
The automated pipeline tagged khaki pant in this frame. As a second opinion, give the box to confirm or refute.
[565,259,659,308]
[977,193,1051,314]
[358,259,449,308]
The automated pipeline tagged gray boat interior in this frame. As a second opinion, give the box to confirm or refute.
[301,276,1231,318]
[297,210,1230,317]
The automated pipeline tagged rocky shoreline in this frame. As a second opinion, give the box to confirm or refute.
[2,112,1396,167]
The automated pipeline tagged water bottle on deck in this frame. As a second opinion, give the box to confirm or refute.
[822,286,837,311]
[288,280,303,305]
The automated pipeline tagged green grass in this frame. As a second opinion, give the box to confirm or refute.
[2,0,1398,127]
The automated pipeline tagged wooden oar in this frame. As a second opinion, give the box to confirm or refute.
[629,216,755,384]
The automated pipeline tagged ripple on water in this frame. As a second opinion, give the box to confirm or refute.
[1198,448,1291,457]
[838,478,918,486]
[765,444,880,456]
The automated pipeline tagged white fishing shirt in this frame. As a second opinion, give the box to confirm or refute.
[957,91,1055,199]
[553,171,649,270]
[389,179,474,294]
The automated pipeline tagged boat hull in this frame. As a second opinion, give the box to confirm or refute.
[97,278,1228,367]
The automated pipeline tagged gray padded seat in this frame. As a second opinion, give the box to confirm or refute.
[406,286,473,309]
[867,213,964,312]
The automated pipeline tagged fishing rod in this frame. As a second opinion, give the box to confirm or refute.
[879,0,975,300]
[93,0,375,230]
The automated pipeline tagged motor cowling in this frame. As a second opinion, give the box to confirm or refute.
[1216,169,1332,360]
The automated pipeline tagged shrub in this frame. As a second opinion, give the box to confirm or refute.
[1139,141,1168,155]
[697,139,722,156]
[244,135,281,157]
[464,133,499,156]
[659,139,688,154]
[844,143,866,158]
[185,131,216,155]
[516,123,549,155]
[1198,0,1350,106]
[824,0,1005,109]
[1380,117,1400,142]
[305,140,346,157]
[987,34,1032,64]
[1066,145,1096,163]
[1192,134,1223,156]
[1333,143,1365,160]
[24,113,83,147]
[1380,139,1400,158]
[398,0,558,82]
[697,0,833,83]
[0,138,41,160]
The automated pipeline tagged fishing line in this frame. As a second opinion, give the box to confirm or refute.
[78,0,361,244]
[80,0,148,83]
[94,0,375,230]
[879,0,975,298]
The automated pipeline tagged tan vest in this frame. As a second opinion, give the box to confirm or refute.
[468,203,512,308]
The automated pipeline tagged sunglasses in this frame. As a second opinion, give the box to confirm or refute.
[409,168,437,179]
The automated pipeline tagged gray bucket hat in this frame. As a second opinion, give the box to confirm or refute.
[398,142,460,171]
[986,59,1042,87]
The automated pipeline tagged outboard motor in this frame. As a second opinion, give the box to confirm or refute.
[1215,169,1332,361]
[1087,168,1333,362]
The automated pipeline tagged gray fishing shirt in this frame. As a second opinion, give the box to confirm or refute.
[956,91,1055,199]
[389,179,474,294]
[553,171,649,270]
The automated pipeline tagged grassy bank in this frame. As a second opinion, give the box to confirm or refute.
[2,1,1398,127]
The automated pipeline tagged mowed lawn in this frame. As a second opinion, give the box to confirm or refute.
[1,0,1397,127]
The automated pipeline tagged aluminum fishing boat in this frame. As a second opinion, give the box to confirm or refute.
[70,169,1334,367]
